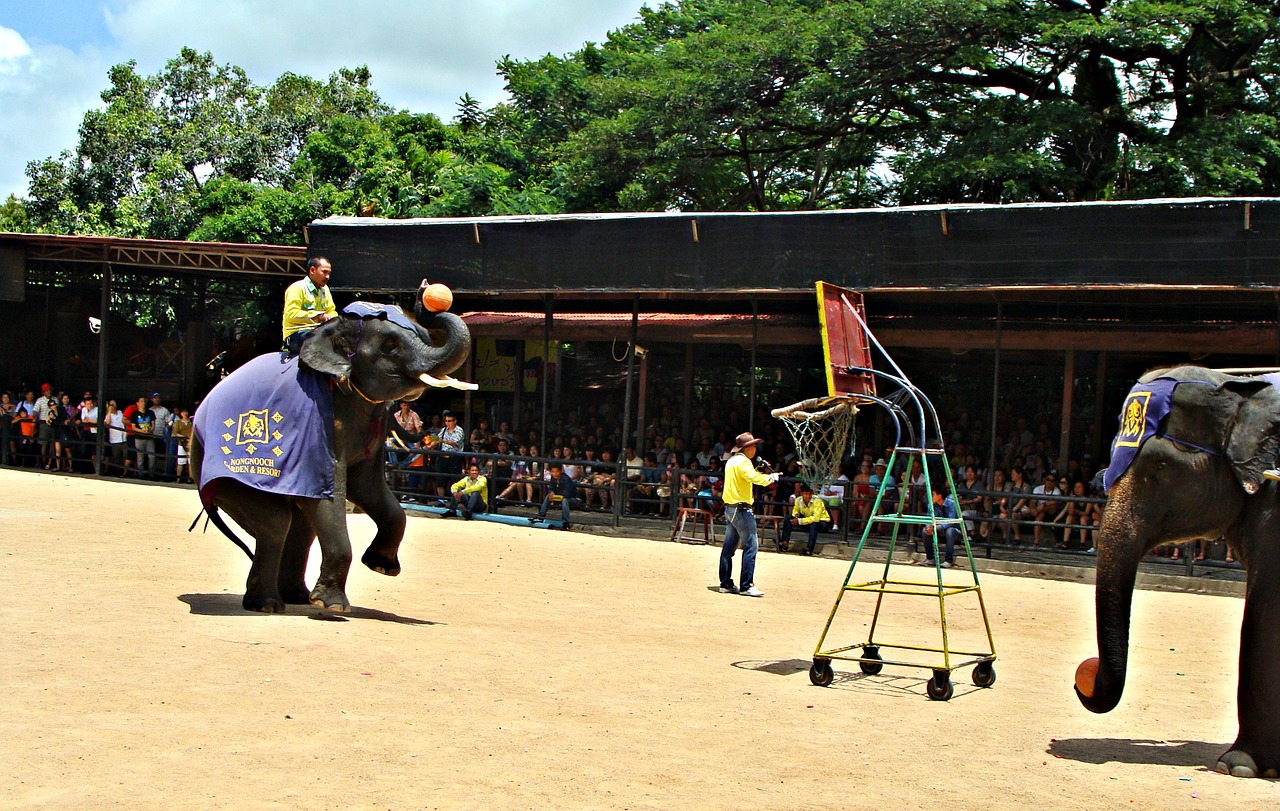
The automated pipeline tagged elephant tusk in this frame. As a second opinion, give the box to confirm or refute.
[419,373,479,391]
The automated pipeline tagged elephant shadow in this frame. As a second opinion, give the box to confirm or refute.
[178,593,439,625]
[1048,737,1227,769]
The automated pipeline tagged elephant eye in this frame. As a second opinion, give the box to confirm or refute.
[381,336,400,355]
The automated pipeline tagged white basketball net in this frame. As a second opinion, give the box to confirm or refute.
[771,397,857,487]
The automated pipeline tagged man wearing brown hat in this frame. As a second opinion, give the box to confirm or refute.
[718,431,781,597]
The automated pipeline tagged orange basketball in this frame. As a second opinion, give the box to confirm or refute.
[1075,657,1100,697]
[421,282,453,313]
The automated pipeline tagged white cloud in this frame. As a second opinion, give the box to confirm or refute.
[0,25,33,66]
[0,0,646,201]
[0,31,110,199]
[103,0,643,114]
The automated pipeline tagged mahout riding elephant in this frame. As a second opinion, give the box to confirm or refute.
[190,286,472,614]
[1078,364,1280,778]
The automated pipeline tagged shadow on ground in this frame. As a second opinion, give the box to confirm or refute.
[1048,737,1227,769]
[178,593,439,625]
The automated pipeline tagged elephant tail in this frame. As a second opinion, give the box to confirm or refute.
[188,504,255,561]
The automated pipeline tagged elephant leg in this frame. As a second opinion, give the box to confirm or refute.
[347,458,406,577]
[277,503,314,604]
[215,481,291,613]
[297,494,353,613]
[1219,537,1280,778]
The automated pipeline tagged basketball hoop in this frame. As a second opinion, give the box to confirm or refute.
[771,395,858,486]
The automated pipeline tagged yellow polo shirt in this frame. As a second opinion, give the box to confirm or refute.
[451,475,488,496]
[791,496,831,525]
[282,277,337,339]
[722,453,776,506]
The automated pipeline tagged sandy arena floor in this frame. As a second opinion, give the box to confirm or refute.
[1,469,1274,810]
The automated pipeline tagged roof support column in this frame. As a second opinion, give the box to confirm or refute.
[1058,347,1076,475]
[541,296,552,446]
[986,298,1002,492]
[748,298,758,434]
[94,261,111,476]
[681,343,694,445]
[622,296,639,455]
[1091,350,1108,462]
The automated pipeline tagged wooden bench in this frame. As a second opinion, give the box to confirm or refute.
[671,506,715,544]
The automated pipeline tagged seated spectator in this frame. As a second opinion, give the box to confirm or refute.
[488,438,515,503]
[868,458,897,533]
[782,483,831,556]
[1007,467,1034,546]
[498,444,537,504]
[920,481,961,568]
[531,461,577,529]
[983,467,1011,542]
[469,417,494,453]
[585,449,616,510]
[1059,478,1099,552]
[819,474,849,533]
[850,460,874,530]
[444,463,488,520]
[1030,472,1063,548]
[957,465,983,538]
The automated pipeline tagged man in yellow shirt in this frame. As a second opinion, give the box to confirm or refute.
[718,431,780,597]
[782,482,832,556]
[282,257,339,354]
[444,462,488,520]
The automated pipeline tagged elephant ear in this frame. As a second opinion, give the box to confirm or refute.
[1221,377,1280,494]
[298,316,358,378]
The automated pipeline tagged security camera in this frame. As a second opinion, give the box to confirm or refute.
[88,317,101,334]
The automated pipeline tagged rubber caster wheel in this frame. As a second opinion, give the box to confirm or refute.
[809,659,834,687]
[972,661,996,688]
[926,670,954,701]
[859,645,884,675]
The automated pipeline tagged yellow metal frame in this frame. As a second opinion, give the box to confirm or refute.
[811,446,998,691]
[804,281,997,698]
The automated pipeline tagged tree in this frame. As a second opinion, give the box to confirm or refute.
[22,49,394,239]
[498,0,1280,209]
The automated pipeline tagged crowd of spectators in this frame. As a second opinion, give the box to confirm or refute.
[0,384,193,482]
[0,377,1232,563]
[375,386,1117,549]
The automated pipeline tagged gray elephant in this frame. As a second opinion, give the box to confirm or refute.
[190,290,471,614]
[1078,364,1280,778]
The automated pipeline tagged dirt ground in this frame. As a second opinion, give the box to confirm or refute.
[1,469,1275,810]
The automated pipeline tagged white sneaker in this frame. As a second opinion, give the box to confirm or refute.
[740,585,764,598]
[1086,547,1096,555]
[829,524,838,532]
[941,561,953,569]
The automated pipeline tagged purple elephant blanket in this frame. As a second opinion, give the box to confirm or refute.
[194,352,335,503]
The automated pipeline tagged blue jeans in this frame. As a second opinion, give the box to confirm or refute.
[782,515,830,553]
[451,490,486,514]
[924,526,960,564]
[719,505,758,591]
[538,494,572,523]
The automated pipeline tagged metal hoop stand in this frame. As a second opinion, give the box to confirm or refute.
[783,293,997,700]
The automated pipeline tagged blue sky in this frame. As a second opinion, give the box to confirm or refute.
[0,1,648,201]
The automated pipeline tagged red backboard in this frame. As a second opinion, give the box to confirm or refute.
[817,281,876,397]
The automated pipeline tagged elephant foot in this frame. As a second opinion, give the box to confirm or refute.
[242,593,287,614]
[362,547,401,577]
[1215,748,1279,778]
[309,584,351,614]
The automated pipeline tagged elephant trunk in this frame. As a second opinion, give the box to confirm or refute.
[1077,478,1141,713]
[413,310,471,378]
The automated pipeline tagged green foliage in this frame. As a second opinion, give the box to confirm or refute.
[0,194,30,232]
[13,1,1280,244]
[499,0,1280,208]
